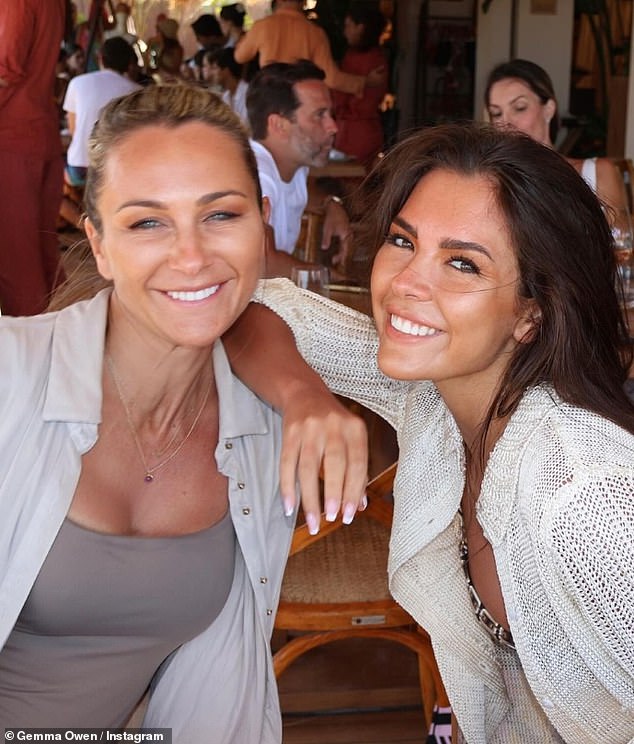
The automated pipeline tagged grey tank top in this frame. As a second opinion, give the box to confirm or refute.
[0,511,235,728]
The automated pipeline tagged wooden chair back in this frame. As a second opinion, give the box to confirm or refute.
[273,462,448,730]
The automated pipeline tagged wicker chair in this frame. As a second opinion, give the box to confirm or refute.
[273,462,448,730]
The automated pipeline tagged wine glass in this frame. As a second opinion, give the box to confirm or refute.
[290,266,330,298]
[611,208,634,308]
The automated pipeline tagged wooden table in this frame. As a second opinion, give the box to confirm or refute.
[309,160,367,180]
[328,285,371,316]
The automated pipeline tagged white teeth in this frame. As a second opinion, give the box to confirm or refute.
[167,285,220,302]
[390,314,440,337]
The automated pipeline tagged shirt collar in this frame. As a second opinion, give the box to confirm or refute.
[213,339,271,441]
[43,289,110,424]
[42,287,270,441]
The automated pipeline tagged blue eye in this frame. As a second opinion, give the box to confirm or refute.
[385,232,414,250]
[130,218,161,230]
[448,255,480,274]
[206,210,238,222]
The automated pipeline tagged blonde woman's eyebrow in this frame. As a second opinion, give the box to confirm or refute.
[116,190,247,213]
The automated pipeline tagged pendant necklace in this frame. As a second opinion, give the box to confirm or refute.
[105,353,213,483]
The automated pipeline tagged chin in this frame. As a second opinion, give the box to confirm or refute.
[377,350,424,382]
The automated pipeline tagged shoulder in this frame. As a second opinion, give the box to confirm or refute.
[514,391,634,527]
[250,141,281,188]
[0,313,57,402]
[66,72,90,92]
[594,157,627,209]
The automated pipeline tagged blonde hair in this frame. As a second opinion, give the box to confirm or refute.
[49,85,262,311]
[85,84,261,234]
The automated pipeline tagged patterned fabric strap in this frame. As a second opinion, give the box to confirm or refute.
[459,535,516,650]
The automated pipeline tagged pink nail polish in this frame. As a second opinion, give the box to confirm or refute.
[305,513,320,535]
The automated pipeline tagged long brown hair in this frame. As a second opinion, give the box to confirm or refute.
[353,122,634,435]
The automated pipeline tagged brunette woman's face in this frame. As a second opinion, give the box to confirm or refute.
[85,121,268,351]
[487,78,555,146]
[371,169,535,403]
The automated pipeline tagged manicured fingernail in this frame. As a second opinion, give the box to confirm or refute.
[283,498,295,517]
[360,493,368,510]
[306,512,320,535]
[325,499,338,522]
[342,503,356,525]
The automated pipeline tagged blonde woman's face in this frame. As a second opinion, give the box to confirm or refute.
[85,122,267,351]
[487,78,555,147]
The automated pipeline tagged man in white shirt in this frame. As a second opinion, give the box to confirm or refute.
[63,37,140,187]
[247,60,352,277]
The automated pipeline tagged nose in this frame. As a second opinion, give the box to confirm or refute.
[168,228,208,275]
[324,111,338,136]
[390,256,433,300]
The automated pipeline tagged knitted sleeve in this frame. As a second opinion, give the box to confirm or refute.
[254,278,408,428]
[549,463,634,686]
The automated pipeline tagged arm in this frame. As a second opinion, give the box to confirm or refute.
[263,223,314,279]
[0,4,34,90]
[224,303,369,535]
[224,279,408,531]
[596,157,629,216]
[233,27,259,64]
[549,469,634,682]
[66,111,77,136]
[319,196,352,268]
[244,279,407,420]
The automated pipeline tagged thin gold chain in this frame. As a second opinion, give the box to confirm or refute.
[105,353,213,483]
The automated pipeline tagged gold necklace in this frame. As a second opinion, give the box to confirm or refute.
[105,353,213,483]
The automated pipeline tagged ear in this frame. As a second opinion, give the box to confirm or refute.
[268,112,289,139]
[84,217,114,281]
[543,98,556,124]
[261,195,271,225]
[513,298,541,344]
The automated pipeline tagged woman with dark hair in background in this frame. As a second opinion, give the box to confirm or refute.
[228,122,634,743]
[484,58,627,213]
[220,3,247,48]
[332,1,388,167]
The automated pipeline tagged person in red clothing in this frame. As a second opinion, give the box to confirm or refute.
[333,2,388,167]
[0,0,66,316]
[234,0,384,96]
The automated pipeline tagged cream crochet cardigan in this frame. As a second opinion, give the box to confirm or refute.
[257,279,634,744]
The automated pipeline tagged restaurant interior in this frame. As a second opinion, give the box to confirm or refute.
[2,0,633,741]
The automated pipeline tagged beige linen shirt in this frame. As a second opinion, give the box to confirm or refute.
[0,289,294,742]
[256,278,634,744]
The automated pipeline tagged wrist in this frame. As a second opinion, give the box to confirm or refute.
[323,194,344,210]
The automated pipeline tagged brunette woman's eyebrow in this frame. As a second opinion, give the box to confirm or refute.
[393,214,417,237]
[439,238,493,261]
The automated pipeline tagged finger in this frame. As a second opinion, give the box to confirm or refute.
[295,438,324,534]
[321,226,334,251]
[340,419,369,523]
[321,441,347,522]
[279,422,303,516]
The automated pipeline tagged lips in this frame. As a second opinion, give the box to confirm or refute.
[390,313,441,337]
[166,285,220,302]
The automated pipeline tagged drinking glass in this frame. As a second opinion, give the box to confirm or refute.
[291,266,330,297]
[611,208,634,308]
